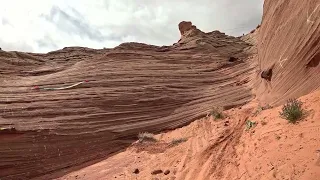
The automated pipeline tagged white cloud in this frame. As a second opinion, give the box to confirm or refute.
[0,0,263,53]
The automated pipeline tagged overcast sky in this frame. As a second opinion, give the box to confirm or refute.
[0,0,263,53]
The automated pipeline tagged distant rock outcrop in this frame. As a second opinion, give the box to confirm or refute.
[178,21,202,39]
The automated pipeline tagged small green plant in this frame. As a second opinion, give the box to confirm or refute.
[138,132,157,143]
[246,120,257,131]
[279,99,304,123]
[253,104,272,116]
[170,138,188,146]
[210,107,224,120]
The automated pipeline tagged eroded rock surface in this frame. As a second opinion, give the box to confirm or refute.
[2,0,319,178]
[255,0,320,105]
[0,23,254,179]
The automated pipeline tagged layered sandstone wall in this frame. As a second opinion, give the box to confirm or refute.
[255,0,320,105]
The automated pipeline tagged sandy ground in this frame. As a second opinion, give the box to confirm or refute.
[58,90,320,180]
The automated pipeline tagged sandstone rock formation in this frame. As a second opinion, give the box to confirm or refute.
[178,21,202,39]
[0,23,253,179]
[255,0,320,105]
[1,0,319,179]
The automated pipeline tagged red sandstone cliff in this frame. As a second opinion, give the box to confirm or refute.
[0,0,319,179]
[255,0,320,105]
[0,21,253,179]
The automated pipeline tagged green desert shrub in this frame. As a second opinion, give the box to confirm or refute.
[245,120,257,131]
[210,107,224,120]
[279,99,304,123]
